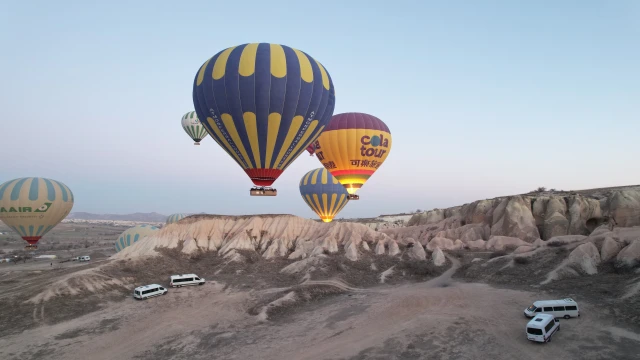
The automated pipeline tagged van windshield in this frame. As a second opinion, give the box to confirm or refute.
[526,305,537,312]
[527,328,543,335]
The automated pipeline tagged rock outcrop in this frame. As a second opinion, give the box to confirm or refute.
[432,247,446,266]
[486,236,529,251]
[407,241,427,261]
[616,240,640,270]
[600,237,625,262]
[114,215,392,261]
[566,242,601,275]
[384,187,640,244]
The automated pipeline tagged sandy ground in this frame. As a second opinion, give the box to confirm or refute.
[1,257,638,360]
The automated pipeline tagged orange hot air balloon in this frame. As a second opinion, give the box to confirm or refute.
[312,113,392,200]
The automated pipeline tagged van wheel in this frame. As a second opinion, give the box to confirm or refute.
[199,282,204,285]
[564,315,570,319]
[548,336,552,342]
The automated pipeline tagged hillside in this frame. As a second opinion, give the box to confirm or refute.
[385,185,640,245]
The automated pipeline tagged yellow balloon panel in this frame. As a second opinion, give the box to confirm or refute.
[0,177,74,245]
[314,128,392,194]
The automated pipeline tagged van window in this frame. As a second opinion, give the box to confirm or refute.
[195,277,200,280]
[184,278,193,282]
[553,306,565,311]
[527,328,543,335]
[565,306,577,311]
[135,291,140,295]
[535,308,542,312]
[544,321,554,333]
[543,307,553,311]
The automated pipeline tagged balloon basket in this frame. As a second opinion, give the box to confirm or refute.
[25,245,38,250]
[348,194,360,200]
[250,187,277,196]
[194,142,200,145]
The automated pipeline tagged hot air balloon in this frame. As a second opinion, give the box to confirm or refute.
[192,43,336,197]
[181,111,209,145]
[305,143,316,156]
[166,213,186,224]
[312,113,392,200]
[0,177,74,249]
[114,225,159,253]
[299,168,349,223]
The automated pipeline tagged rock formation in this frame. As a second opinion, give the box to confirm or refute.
[114,215,393,261]
[384,187,640,244]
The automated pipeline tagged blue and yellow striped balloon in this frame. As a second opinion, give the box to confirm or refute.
[193,43,336,188]
[166,213,186,224]
[299,168,349,223]
[114,224,159,253]
[0,177,74,246]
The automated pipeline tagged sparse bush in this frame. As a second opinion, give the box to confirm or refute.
[537,187,547,192]
[546,241,564,247]
[514,256,530,265]
[489,250,508,259]
[554,247,569,255]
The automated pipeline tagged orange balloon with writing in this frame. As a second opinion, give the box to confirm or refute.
[312,112,392,199]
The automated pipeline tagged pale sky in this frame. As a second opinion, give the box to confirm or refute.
[1,0,638,219]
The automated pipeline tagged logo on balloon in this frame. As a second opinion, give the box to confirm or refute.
[360,134,389,158]
[0,202,52,214]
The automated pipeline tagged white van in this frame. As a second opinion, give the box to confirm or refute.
[133,284,167,300]
[79,256,90,262]
[170,274,205,287]
[524,298,579,319]
[526,314,560,343]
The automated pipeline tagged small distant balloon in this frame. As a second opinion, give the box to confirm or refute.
[0,177,74,249]
[181,111,209,145]
[114,225,159,253]
[166,213,186,224]
[299,168,350,223]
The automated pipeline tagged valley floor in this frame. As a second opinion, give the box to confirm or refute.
[1,257,638,360]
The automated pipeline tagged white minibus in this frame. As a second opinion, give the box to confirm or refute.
[170,274,205,287]
[79,256,91,262]
[524,298,579,319]
[133,284,167,300]
[526,314,560,343]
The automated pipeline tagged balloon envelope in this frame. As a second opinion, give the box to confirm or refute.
[305,143,315,156]
[114,225,159,253]
[166,213,186,224]
[0,177,74,246]
[192,43,336,187]
[313,113,392,195]
[181,111,209,144]
[299,168,349,222]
